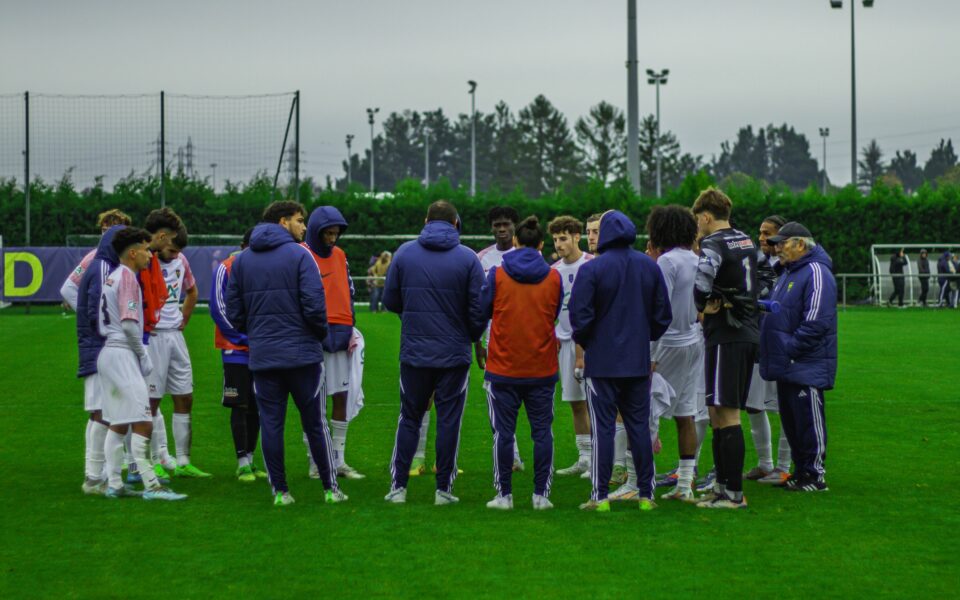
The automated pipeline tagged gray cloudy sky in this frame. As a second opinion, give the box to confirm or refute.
[2,0,958,186]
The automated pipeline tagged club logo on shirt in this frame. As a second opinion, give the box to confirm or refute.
[568,273,574,283]
[162,269,168,277]
[127,300,138,310]
[175,269,181,278]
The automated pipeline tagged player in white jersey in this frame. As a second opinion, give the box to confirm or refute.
[60,209,132,311]
[144,224,208,479]
[622,205,703,502]
[547,216,594,476]
[97,227,186,500]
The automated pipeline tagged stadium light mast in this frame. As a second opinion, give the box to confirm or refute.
[210,162,217,192]
[345,134,354,186]
[366,108,379,191]
[830,0,874,187]
[819,127,830,194]
[626,0,640,194]
[468,80,477,196]
[646,68,669,198]
[424,126,431,187]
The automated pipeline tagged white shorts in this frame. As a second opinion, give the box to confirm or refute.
[746,363,779,412]
[557,339,586,402]
[146,329,193,397]
[323,350,350,395]
[654,342,703,418]
[98,346,151,426]
[83,373,102,412]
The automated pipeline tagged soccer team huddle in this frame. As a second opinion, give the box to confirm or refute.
[67,186,837,510]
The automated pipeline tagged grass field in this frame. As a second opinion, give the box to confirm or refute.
[0,306,957,598]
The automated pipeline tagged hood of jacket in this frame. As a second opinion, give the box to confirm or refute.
[250,223,296,252]
[501,246,550,283]
[597,210,637,252]
[784,244,833,273]
[418,220,460,251]
[306,206,349,258]
[95,225,123,267]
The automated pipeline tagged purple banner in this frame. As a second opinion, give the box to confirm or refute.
[1,246,239,303]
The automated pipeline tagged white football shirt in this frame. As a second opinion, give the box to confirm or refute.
[552,252,593,341]
[156,255,196,330]
[656,247,701,347]
[477,244,514,277]
[99,264,143,347]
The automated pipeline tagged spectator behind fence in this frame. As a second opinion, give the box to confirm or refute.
[937,250,957,308]
[917,249,930,307]
[368,251,392,312]
[888,249,907,308]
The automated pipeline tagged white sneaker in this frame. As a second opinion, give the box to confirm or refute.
[435,490,460,505]
[661,487,697,503]
[556,460,589,476]
[308,461,320,480]
[486,494,513,510]
[337,463,366,480]
[532,494,554,510]
[142,486,188,501]
[82,478,107,495]
[608,483,640,501]
[384,487,407,504]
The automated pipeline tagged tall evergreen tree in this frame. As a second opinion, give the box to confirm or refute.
[517,95,581,195]
[858,139,885,191]
[574,101,626,185]
[889,149,924,193]
[923,138,958,183]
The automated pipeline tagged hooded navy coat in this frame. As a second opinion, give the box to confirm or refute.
[305,206,355,353]
[75,226,122,378]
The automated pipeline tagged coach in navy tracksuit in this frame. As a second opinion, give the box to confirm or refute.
[382,200,486,505]
[75,225,122,487]
[570,211,672,509]
[226,201,343,504]
[760,222,837,492]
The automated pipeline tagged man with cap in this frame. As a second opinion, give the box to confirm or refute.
[760,222,837,492]
[917,249,930,307]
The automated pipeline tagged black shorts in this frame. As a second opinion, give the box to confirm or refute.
[704,342,757,410]
[222,362,255,409]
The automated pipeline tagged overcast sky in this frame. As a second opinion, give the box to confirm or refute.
[2,0,958,187]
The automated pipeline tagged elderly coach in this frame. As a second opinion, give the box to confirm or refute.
[759,222,837,493]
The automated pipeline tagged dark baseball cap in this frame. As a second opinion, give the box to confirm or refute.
[767,222,812,244]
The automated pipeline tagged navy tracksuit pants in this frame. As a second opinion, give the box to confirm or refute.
[484,381,555,497]
[586,376,654,501]
[390,364,469,492]
[776,381,827,482]
[253,362,339,493]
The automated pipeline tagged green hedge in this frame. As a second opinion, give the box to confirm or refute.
[1,172,958,282]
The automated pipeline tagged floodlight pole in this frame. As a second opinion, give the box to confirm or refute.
[626,0,640,194]
[819,127,830,194]
[424,127,431,186]
[832,1,873,187]
[24,91,30,245]
[367,107,379,191]
[210,163,217,191]
[294,90,300,202]
[160,91,166,208]
[468,80,477,196]
[345,134,354,186]
[646,69,669,198]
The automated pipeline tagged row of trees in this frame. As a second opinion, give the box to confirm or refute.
[336,94,958,196]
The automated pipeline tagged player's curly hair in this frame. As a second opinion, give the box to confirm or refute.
[111,227,152,258]
[144,207,183,234]
[692,187,732,221]
[97,209,132,229]
[647,204,698,251]
[488,206,519,225]
[547,215,583,236]
[172,225,189,250]
[261,201,304,224]
[515,216,543,248]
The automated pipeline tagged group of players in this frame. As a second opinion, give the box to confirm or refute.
[65,185,834,510]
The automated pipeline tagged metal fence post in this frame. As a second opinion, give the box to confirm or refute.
[160,91,166,208]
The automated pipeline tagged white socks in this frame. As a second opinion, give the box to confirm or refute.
[151,410,172,465]
[575,434,592,466]
[124,430,135,473]
[131,433,159,489]
[694,419,709,466]
[749,411,774,472]
[624,449,637,487]
[238,454,252,468]
[415,413,430,459]
[777,427,793,471]
[172,413,191,466]
[104,430,126,490]
[677,458,696,492]
[85,420,108,481]
[330,419,348,469]
[614,423,627,467]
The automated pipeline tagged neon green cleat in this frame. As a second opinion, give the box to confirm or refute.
[579,499,611,512]
[250,464,268,479]
[274,492,295,506]
[325,489,349,504]
[175,464,212,478]
[236,465,256,483]
[154,464,171,480]
[409,457,426,477]
[639,498,657,512]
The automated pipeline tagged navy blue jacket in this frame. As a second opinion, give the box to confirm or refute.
[937,251,954,286]
[75,226,122,378]
[570,211,672,378]
[382,220,486,368]
[305,206,355,353]
[760,245,838,390]
[225,223,328,371]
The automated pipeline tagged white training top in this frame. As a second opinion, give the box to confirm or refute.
[156,254,196,330]
[552,252,593,341]
[99,264,143,347]
[655,247,702,348]
[477,244,514,277]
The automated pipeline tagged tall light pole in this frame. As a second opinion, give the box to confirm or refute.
[468,80,477,196]
[819,127,830,194]
[626,0,640,194]
[831,0,874,187]
[424,126,431,187]
[345,134,354,186]
[646,68,669,198]
[366,107,379,191]
[210,162,217,191]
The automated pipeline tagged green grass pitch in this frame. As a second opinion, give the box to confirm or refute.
[0,306,957,597]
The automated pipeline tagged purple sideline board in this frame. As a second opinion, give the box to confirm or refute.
[0,246,239,304]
